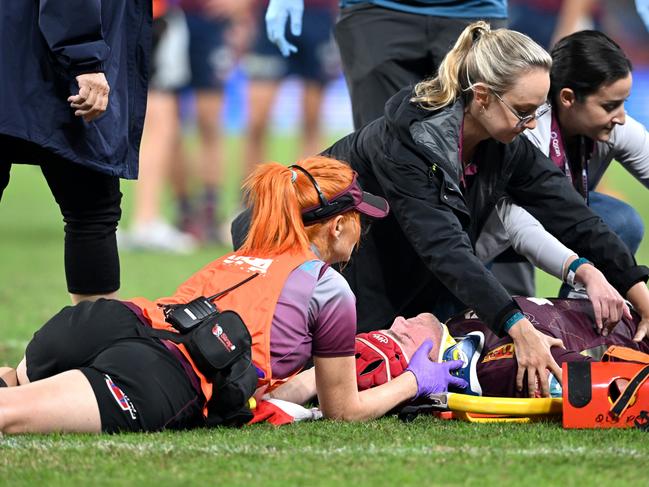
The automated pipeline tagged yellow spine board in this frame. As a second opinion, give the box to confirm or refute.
[446,393,563,416]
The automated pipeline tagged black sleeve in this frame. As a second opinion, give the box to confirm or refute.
[507,137,649,295]
[371,151,520,335]
[38,0,110,75]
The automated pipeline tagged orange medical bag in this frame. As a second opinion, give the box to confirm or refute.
[563,361,649,429]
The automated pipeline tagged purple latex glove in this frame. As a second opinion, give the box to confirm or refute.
[405,339,468,398]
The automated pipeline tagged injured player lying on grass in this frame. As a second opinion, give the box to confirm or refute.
[262,296,649,416]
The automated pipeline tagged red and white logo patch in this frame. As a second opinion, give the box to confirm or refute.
[104,374,138,420]
[212,324,236,351]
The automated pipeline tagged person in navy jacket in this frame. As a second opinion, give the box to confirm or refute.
[0,0,152,303]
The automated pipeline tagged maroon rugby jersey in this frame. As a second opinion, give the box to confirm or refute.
[446,297,647,397]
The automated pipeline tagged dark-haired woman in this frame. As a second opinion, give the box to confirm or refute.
[529,30,648,255]
[478,30,649,337]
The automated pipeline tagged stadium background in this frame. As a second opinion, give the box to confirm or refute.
[1,1,649,484]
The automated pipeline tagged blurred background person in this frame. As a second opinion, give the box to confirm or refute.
[638,0,649,30]
[171,0,250,244]
[120,0,198,253]
[508,0,600,49]
[333,0,508,129]
[264,0,508,130]
[242,0,340,182]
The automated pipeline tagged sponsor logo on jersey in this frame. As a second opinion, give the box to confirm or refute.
[525,297,554,306]
[481,343,515,363]
[104,374,138,420]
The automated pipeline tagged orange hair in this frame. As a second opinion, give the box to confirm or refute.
[239,156,361,257]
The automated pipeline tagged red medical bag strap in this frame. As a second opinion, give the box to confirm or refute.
[610,364,649,418]
[602,346,649,364]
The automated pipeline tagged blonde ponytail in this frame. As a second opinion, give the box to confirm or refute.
[411,21,552,111]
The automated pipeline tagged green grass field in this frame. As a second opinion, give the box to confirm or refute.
[1,135,649,486]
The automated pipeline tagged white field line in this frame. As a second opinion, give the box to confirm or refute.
[0,440,645,459]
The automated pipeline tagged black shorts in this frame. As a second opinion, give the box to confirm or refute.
[25,299,204,433]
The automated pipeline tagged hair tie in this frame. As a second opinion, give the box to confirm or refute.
[290,169,298,183]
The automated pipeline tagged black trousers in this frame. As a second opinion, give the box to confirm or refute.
[0,135,122,294]
[334,5,507,129]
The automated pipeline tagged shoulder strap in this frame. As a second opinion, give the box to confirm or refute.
[141,325,189,345]
[610,364,649,418]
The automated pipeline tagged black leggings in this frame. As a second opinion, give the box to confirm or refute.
[0,135,121,294]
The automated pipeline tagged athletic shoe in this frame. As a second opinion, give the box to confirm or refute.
[120,220,197,254]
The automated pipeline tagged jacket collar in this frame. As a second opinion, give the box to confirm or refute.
[410,101,465,183]
[384,88,465,183]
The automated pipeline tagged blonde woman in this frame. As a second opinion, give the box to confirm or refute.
[318,21,649,397]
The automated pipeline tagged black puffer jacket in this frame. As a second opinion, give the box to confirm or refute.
[323,87,649,334]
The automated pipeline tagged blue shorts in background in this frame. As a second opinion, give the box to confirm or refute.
[242,7,340,85]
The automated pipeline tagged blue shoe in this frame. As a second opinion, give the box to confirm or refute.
[442,332,485,396]
[548,372,562,398]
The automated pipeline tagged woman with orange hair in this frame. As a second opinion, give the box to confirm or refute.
[0,156,465,434]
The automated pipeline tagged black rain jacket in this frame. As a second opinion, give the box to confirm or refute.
[323,87,649,334]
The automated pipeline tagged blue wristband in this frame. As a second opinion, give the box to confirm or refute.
[566,257,591,287]
[503,311,525,334]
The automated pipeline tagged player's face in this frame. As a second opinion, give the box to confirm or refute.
[559,73,631,142]
[383,313,440,360]
[480,68,551,143]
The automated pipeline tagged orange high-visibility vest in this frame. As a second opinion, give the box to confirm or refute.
[130,250,317,404]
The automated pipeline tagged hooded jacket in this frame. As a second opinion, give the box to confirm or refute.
[0,0,151,179]
[323,87,648,335]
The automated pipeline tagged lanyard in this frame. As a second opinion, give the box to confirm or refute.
[458,116,479,190]
[549,112,572,180]
[549,113,589,204]
[578,137,590,205]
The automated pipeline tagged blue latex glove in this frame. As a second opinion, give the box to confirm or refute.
[405,339,468,398]
[637,0,649,32]
[265,0,304,57]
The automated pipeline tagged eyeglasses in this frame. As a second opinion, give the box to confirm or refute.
[492,91,551,129]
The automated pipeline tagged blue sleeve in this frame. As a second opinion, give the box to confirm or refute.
[38,0,110,75]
